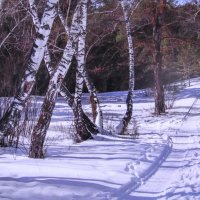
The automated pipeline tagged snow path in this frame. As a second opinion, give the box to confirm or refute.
[129,90,200,199]
[109,137,173,200]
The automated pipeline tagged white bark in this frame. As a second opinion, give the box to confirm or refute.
[116,0,135,134]
[15,0,58,102]
[73,0,90,141]
[29,0,99,137]
[28,0,40,31]
[29,0,89,158]
[0,0,5,9]
[74,0,87,106]
[28,0,52,74]
[58,3,103,131]
[0,0,58,142]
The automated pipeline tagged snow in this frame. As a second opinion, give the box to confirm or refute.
[1,78,200,200]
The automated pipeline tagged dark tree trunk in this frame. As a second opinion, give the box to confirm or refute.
[60,85,99,137]
[118,91,133,134]
[153,0,165,115]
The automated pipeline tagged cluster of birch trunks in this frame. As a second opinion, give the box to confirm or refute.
[0,0,165,158]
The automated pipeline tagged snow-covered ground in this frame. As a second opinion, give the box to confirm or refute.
[0,78,200,200]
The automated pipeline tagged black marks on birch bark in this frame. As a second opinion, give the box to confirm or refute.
[41,24,50,30]
[37,33,45,41]
[0,0,59,145]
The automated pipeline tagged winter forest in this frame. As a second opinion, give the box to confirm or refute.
[0,0,200,199]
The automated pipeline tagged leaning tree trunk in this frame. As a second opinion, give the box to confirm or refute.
[59,85,99,136]
[153,0,165,115]
[57,0,101,135]
[29,0,91,158]
[28,0,53,75]
[58,3,103,131]
[29,37,76,158]
[116,1,135,135]
[0,0,58,146]
[28,0,99,140]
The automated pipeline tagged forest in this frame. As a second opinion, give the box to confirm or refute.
[0,1,200,199]
[0,0,199,96]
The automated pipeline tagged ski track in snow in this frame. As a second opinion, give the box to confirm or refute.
[84,80,200,199]
[129,89,200,199]
[100,81,200,200]
[109,137,173,200]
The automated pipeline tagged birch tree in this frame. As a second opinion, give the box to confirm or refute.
[58,3,103,131]
[29,0,99,137]
[116,0,135,134]
[29,0,92,158]
[0,0,59,146]
[72,0,104,140]
[73,6,90,141]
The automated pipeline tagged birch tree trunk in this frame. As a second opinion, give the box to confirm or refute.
[29,0,92,158]
[73,0,94,141]
[59,85,99,135]
[58,4,103,131]
[58,1,101,135]
[29,0,99,141]
[116,1,135,135]
[28,0,53,75]
[0,0,58,146]
[153,0,165,115]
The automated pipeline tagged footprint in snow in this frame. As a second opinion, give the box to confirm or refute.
[125,161,141,178]
[124,162,134,172]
